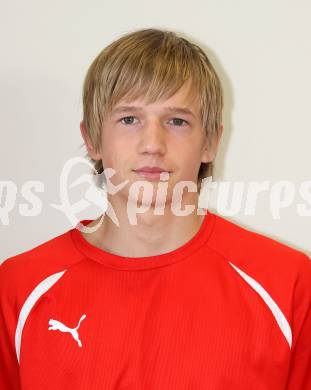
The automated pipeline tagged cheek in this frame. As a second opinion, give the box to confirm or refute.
[181,159,200,177]
[100,138,131,173]
[175,144,204,179]
[179,141,202,164]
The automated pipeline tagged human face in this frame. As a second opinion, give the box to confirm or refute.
[82,79,219,210]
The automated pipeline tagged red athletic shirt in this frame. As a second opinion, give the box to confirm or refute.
[1,210,311,389]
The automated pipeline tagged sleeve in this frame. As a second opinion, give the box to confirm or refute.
[0,259,21,390]
[285,254,311,390]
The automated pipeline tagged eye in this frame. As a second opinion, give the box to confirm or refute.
[119,116,138,125]
[118,116,189,127]
[169,118,189,127]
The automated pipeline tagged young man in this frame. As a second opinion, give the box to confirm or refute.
[0,28,310,389]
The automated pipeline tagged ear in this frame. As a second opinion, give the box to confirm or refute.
[201,124,223,163]
[80,121,102,160]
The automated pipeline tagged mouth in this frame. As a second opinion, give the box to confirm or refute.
[133,169,171,181]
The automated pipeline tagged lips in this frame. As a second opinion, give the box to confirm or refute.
[134,166,169,173]
[133,166,171,181]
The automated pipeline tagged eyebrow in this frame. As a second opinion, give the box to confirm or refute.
[111,105,196,118]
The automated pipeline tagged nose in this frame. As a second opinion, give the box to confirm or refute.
[137,119,167,156]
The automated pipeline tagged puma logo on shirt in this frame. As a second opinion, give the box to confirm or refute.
[48,313,86,347]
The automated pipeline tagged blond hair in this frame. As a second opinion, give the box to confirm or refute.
[81,28,223,192]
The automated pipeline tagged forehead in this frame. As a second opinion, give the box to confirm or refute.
[111,78,200,116]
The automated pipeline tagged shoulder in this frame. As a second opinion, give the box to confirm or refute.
[0,228,85,305]
[207,212,311,349]
[207,212,311,280]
